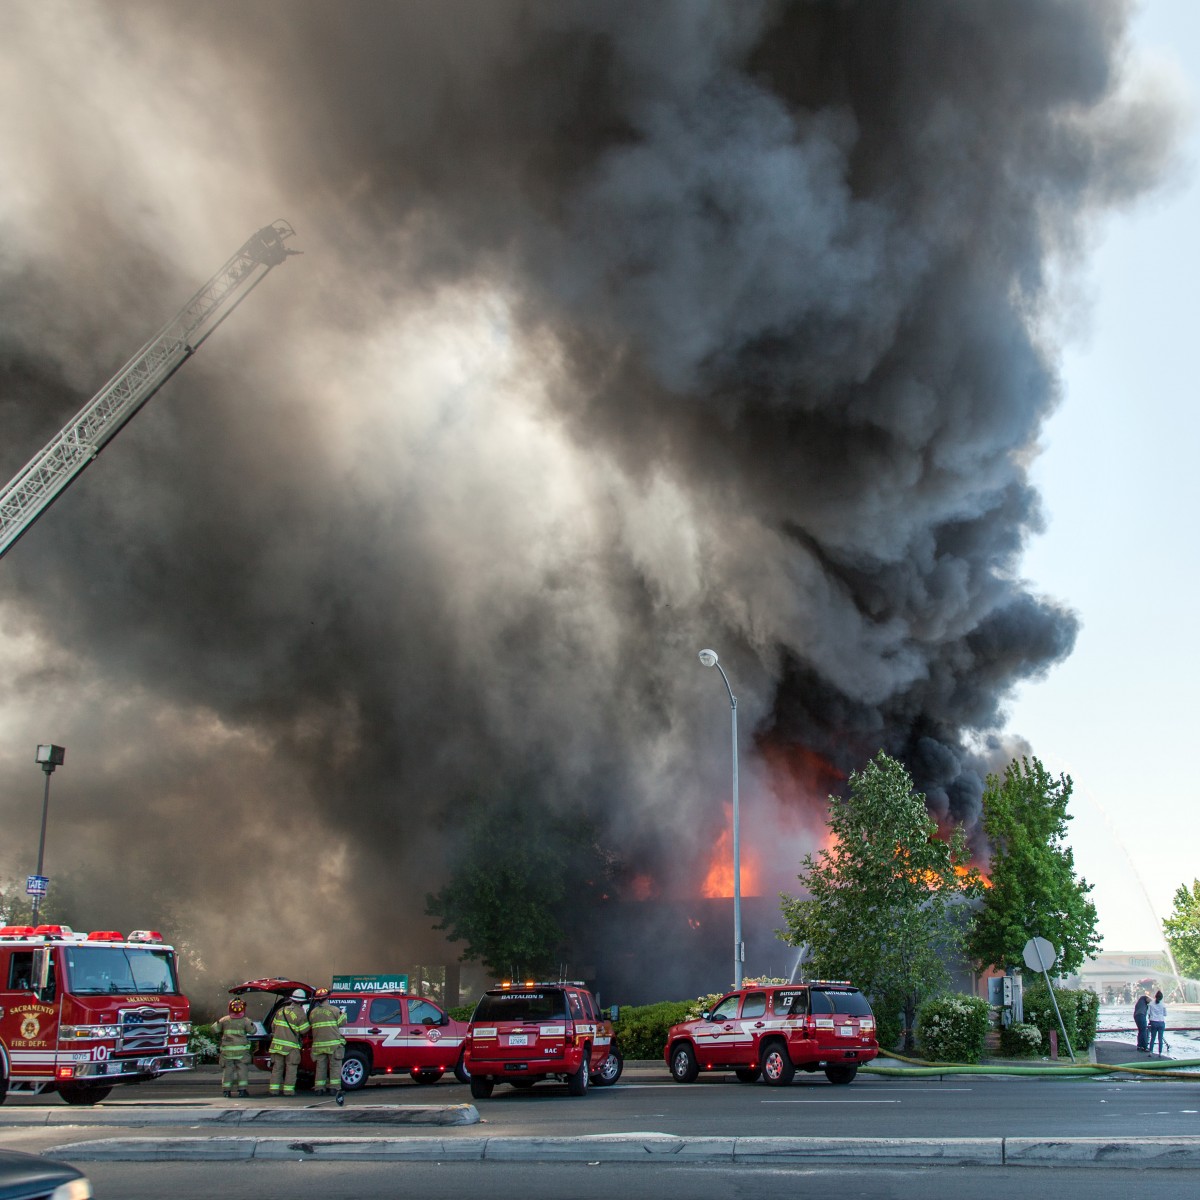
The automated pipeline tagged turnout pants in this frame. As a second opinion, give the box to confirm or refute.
[313,1046,344,1090]
[220,1051,250,1091]
[270,1049,301,1094]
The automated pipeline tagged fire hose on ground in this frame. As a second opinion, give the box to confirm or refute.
[863,1048,1200,1081]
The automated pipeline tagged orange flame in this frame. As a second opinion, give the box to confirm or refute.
[701,805,761,898]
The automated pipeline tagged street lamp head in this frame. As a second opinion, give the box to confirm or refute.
[698,649,719,668]
[35,744,65,770]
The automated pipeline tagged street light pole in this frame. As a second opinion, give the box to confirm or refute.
[698,650,742,988]
[31,744,65,925]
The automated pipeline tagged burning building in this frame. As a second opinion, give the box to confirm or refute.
[0,1,1175,1000]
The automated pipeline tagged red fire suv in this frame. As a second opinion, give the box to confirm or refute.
[464,980,622,1098]
[663,981,878,1086]
[1,924,194,1105]
[231,978,469,1089]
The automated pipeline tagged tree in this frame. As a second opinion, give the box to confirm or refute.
[779,751,981,1051]
[967,757,1100,977]
[1163,879,1200,980]
[425,793,615,979]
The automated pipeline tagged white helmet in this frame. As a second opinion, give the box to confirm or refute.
[291,989,307,1002]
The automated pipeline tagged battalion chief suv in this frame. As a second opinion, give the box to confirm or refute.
[465,981,622,1098]
[664,981,878,1086]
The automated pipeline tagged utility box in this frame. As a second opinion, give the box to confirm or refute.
[988,974,1022,1024]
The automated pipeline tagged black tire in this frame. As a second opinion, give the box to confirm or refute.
[760,1041,795,1086]
[57,1083,114,1106]
[411,1068,443,1084]
[590,1046,624,1087]
[734,1066,761,1083]
[470,1075,494,1099]
[824,1064,858,1085]
[340,1049,370,1091]
[0,1063,7,1107]
[454,1048,471,1085]
[566,1050,590,1096]
[669,1042,699,1083]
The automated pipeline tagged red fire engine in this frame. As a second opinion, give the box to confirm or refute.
[0,924,194,1105]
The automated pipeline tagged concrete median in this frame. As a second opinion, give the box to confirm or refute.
[41,1132,1200,1167]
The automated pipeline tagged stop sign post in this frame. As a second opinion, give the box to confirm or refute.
[1023,936,1075,1061]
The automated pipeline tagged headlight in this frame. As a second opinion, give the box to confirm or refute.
[170,1021,192,1036]
[50,1180,93,1200]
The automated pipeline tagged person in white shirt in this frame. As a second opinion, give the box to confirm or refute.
[1146,990,1167,1054]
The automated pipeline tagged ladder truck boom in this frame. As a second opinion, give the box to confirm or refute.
[0,220,299,561]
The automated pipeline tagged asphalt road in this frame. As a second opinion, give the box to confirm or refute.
[3,1060,1198,1143]
[69,1160,1200,1200]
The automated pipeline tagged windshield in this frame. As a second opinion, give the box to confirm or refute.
[64,946,179,995]
[472,990,567,1022]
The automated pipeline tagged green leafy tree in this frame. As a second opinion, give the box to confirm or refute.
[967,757,1100,976]
[779,751,981,1051]
[425,793,615,979]
[1163,879,1200,979]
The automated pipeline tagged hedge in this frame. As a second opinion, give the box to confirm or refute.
[1022,981,1099,1054]
[914,993,990,1063]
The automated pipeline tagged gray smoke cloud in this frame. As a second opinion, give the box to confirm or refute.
[0,1,1176,996]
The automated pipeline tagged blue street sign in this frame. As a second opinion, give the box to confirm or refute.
[26,874,49,897]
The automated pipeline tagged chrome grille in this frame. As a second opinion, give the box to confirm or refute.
[119,1005,169,1053]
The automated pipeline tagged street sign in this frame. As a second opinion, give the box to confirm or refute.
[1022,936,1057,973]
[331,973,409,993]
[25,874,49,897]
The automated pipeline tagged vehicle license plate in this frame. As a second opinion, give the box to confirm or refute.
[836,1026,854,1037]
[508,1033,529,1046]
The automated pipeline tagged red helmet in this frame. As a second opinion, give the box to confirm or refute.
[314,987,330,1000]
[228,998,246,1014]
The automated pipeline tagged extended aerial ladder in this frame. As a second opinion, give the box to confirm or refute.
[0,220,300,561]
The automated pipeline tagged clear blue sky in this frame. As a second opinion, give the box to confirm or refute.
[1006,0,1199,954]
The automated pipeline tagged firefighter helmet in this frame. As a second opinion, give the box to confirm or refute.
[228,998,245,1014]
[291,989,307,1002]
[314,987,330,1000]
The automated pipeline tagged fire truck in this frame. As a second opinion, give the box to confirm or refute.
[0,924,194,1105]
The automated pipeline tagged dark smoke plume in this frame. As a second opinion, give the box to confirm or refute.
[0,1,1175,996]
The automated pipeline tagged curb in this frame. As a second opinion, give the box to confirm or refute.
[0,1104,478,1128]
[42,1134,1200,1167]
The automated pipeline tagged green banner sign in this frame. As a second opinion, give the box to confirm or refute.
[331,973,409,993]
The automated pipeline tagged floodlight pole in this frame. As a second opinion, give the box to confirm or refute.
[698,650,742,988]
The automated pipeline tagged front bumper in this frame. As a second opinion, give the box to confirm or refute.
[64,1051,196,1080]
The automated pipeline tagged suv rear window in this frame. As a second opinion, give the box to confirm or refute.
[473,990,567,1022]
[811,988,873,1016]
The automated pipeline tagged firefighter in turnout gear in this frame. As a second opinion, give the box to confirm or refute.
[308,986,348,1094]
[268,988,311,1095]
[212,998,256,1098]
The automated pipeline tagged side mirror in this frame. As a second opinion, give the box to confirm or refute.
[701,1011,711,1021]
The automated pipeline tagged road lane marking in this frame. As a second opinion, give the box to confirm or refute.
[761,1099,903,1104]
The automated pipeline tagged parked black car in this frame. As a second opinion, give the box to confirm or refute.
[0,1148,91,1199]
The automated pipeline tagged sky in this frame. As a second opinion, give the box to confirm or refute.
[1006,0,1200,955]
[0,0,1192,993]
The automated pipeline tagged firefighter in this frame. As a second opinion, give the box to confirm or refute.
[268,988,311,1096]
[308,986,348,1095]
[211,998,256,1098]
